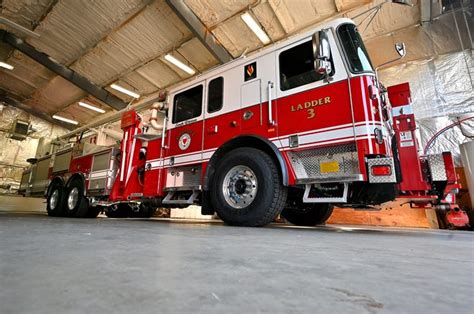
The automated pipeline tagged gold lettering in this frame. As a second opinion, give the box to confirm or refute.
[291,97,331,113]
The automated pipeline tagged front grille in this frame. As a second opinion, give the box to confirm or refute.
[287,143,359,182]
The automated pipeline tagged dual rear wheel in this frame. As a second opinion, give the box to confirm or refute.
[46,179,100,218]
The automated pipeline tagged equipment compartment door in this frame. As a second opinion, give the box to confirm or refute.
[240,79,262,130]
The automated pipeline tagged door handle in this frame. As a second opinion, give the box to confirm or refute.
[268,81,275,125]
[161,116,168,149]
[207,125,218,134]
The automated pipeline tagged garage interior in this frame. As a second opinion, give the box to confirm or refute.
[0,0,473,312]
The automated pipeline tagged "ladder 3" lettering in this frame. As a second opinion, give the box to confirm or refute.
[291,97,331,119]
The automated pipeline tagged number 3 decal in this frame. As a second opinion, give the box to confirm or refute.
[307,108,316,119]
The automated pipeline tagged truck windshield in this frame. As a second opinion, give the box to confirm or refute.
[338,24,373,73]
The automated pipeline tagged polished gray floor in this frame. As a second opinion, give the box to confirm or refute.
[0,213,473,314]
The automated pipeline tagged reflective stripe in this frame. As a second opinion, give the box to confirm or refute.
[392,104,413,117]
[146,123,383,168]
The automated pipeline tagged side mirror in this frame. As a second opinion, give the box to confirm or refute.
[395,42,406,58]
[312,29,332,76]
[376,42,407,70]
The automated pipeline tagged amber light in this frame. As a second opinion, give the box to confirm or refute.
[371,165,392,176]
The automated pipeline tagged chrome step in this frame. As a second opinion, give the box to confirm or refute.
[162,190,199,205]
[303,183,348,203]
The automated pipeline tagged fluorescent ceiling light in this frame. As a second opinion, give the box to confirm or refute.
[52,115,78,125]
[164,54,195,75]
[0,62,14,70]
[78,101,105,113]
[110,84,140,99]
[241,12,271,45]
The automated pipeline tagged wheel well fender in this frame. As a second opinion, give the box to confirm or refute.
[45,177,65,198]
[65,173,87,196]
[203,135,289,191]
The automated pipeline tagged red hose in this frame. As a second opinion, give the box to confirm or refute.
[423,116,474,155]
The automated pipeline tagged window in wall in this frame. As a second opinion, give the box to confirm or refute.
[172,85,203,123]
[207,77,224,113]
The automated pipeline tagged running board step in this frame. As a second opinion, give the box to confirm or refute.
[303,183,348,203]
[162,190,199,205]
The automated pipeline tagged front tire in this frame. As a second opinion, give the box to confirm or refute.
[210,148,287,227]
[281,203,334,226]
[46,183,65,217]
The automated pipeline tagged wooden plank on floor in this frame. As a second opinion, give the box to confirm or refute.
[328,201,439,229]
[0,195,46,213]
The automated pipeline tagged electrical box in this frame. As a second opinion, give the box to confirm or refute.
[9,119,30,141]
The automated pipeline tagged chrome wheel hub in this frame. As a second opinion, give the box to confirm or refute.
[49,190,59,209]
[67,187,79,210]
[222,165,258,209]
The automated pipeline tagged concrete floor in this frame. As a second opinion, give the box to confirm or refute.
[0,213,473,314]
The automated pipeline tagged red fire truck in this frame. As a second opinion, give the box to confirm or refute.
[21,18,468,227]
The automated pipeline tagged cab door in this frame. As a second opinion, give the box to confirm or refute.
[163,83,205,188]
[203,71,241,158]
[275,32,349,143]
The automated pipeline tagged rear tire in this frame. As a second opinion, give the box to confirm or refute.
[46,183,65,217]
[210,147,287,227]
[281,203,334,226]
[64,179,89,218]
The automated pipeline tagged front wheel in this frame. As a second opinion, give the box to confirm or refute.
[281,203,334,226]
[210,147,287,227]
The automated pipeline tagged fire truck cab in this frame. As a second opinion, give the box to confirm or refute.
[136,18,399,226]
[37,18,463,227]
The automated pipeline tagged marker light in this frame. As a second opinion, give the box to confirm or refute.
[371,165,392,176]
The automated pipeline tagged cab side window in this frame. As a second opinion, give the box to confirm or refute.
[207,77,224,113]
[279,40,324,91]
[173,85,203,123]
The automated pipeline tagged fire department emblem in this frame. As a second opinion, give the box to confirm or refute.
[244,61,257,81]
[178,133,191,150]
